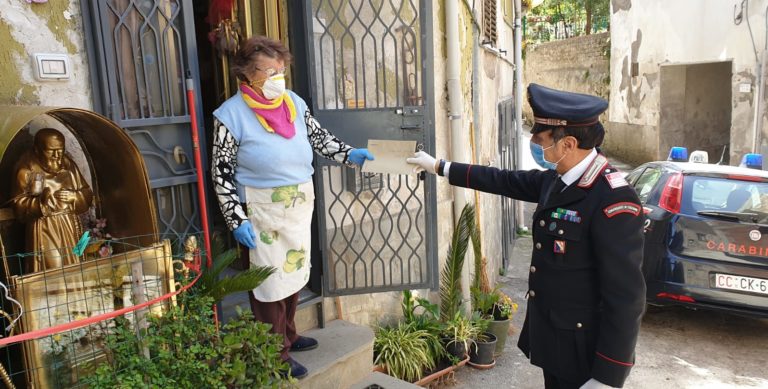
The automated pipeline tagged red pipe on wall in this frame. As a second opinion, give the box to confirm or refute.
[185,77,213,270]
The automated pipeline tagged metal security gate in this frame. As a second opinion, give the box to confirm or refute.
[498,98,517,271]
[83,0,206,239]
[305,0,437,296]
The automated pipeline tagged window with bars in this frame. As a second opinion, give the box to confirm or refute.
[483,0,498,46]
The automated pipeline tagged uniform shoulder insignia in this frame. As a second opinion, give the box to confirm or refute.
[577,154,608,188]
[604,171,629,189]
[603,202,641,218]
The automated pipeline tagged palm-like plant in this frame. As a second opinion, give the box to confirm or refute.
[440,204,475,322]
[196,237,276,303]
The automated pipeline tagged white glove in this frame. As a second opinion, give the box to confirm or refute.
[406,151,437,174]
[579,378,614,389]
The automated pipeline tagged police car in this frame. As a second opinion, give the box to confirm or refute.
[626,147,768,317]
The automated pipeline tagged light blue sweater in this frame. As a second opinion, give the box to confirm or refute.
[213,90,314,196]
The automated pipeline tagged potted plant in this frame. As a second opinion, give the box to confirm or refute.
[488,290,519,356]
[373,322,436,383]
[468,314,497,368]
[441,311,479,360]
[472,286,519,357]
[440,205,475,322]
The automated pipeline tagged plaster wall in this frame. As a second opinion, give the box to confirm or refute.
[610,0,768,164]
[0,0,91,108]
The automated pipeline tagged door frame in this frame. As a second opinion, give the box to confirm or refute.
[293,0,438,297]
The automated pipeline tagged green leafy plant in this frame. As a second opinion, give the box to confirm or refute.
[400,290,445,365]
[84,293,291,388]
[441,311,479,355]
[471,286,500,318]
[440,204,475,322]
[197,238,277,303]
[374,322,436,382]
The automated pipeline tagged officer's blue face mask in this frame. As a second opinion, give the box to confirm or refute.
[530,139,564,170]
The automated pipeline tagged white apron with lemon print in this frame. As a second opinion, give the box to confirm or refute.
[244,181,313,302]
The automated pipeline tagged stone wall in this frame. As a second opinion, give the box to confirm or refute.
[523,32,611,124]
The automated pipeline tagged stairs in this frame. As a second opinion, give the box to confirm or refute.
[293,320,372,389]
[218,273,416,388]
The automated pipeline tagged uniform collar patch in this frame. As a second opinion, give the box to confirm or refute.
[577,154,609,188]
[605,172,629,189]
[603,202,641,218]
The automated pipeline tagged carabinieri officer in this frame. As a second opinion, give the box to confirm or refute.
[407,83,646,389]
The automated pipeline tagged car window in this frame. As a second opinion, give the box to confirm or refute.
[684,176,768,215]
[625,167,645,186]
[632,167,662,203]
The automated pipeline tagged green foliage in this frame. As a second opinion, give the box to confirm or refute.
[84,293,291,388]
[469,206,484,293]
[374,323,436,382]
[440,204,475,322]
[197,238,277,303]
[400,290,445,365]
[471,286,500,317]
[530,0,609,23]
[441,311,479,354]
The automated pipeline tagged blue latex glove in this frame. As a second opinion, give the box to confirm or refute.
[233,220,257,249]
[348,148,375,166]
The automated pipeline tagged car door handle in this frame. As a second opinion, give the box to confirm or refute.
[400,124,421,130]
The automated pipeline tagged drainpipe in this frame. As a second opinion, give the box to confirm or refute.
[446,0,470,309]
[513,0,525,230]
[754,52,765,154]
[446,0,467,220]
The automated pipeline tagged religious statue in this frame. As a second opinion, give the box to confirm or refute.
[10,128,93,273]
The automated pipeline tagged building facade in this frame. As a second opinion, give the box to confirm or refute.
[0,0,518,328]
[608,0,768,165]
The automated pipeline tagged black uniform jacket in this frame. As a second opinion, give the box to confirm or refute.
[448,154,646,388]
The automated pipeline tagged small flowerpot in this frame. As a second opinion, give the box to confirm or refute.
[442,337,468,360]
[468,332,497,367]
[486,318,510,356]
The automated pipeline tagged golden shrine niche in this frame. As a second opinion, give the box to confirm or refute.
[0,106,175,389]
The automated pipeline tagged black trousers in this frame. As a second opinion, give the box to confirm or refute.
[543,371,589,389]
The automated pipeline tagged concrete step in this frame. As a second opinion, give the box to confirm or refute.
[349,372,422,389]
[293,320,374,389]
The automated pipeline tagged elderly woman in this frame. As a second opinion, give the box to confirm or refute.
[211,36,373,379]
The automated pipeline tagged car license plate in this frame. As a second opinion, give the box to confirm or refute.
[714,273,768,295]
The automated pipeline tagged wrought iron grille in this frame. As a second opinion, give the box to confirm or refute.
[89,0,206,242]
[320,167,429,294]
[311,0,423,109]
[498,98,517,271]
[153,183,200,241]
[306,0,436,296]
[103,0,187,121]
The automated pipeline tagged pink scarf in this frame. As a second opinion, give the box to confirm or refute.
[239,83,296,139]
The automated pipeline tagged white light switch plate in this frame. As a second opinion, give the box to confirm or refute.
[32,53,71,81]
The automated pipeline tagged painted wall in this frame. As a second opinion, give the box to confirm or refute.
[610,0,768,164]
[0,0,91,108]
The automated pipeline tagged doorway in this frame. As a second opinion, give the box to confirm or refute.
[659,61,732,163]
